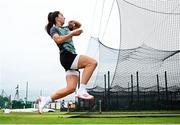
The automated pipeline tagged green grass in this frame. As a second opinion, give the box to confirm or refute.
[1,110,180,124]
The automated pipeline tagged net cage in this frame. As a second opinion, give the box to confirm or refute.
[84,0,180,110]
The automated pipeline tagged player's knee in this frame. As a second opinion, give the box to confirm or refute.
[91,59,97,68]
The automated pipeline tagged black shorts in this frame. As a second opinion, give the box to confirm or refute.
[60,50,78,71]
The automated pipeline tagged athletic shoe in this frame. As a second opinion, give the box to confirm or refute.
[37,96,47,114]
[75,89,94,100]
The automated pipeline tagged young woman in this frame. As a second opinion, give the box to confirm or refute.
[37,11,97,114]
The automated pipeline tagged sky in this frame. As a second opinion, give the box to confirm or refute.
[0,0,119,101]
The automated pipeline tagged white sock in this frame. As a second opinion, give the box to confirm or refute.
[45,96,52,103]
[79,83,86,90]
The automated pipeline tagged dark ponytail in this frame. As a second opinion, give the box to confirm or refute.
[45,11,60,36]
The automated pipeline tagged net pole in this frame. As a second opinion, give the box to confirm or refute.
[108,71,110,110]
[136,71,140,108]
[104,74,107,109]
[156,74,160,109]
[131,74,134,106]
[164,71,169,109]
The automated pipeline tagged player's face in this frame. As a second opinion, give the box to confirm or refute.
[57,13,65,25]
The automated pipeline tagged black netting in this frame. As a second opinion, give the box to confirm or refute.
[87,37,180,92]
[85,0,180,110]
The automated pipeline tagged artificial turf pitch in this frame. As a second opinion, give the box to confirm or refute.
[0,110,180,124]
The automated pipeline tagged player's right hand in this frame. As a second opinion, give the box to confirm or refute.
[71,29,83,36]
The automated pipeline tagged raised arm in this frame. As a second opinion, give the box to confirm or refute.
[52,29,83,45]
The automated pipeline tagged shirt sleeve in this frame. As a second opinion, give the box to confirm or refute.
[50,27,58,38]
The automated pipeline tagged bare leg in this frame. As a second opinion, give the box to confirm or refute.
[78,55,97,84]
[50,75,78,100]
